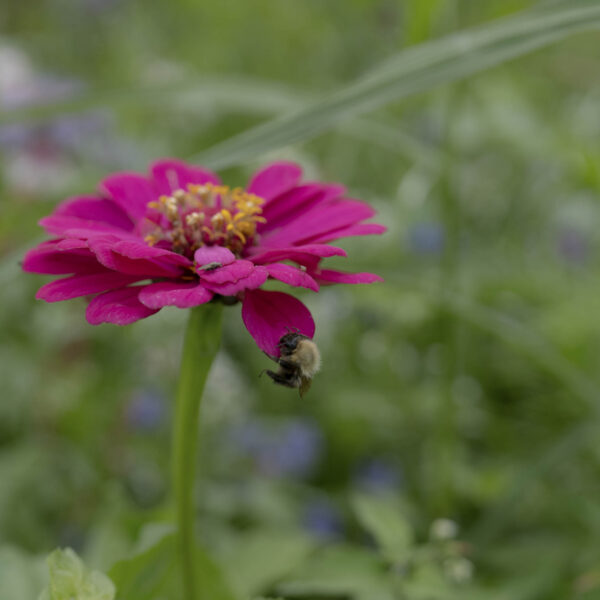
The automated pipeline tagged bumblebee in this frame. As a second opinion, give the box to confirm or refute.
[263,331,321,397]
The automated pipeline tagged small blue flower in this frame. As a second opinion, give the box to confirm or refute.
[353,458,402,493]
[125,389,167,431]
[556,226,589,265]
[408,222,445,255]
[303,498,344,541]
[230,418,323,479]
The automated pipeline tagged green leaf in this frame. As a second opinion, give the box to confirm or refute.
[38,548,115,600]
[380,280,600,548]
[219,529,315,597]
[277,544,395,600]
[402,563,463,600]
[109,525,237,600]
[194,548,239,600]
[192,1,600,169]
[352,494,414,564]
[0,546,46,600]
[109,529,178,600]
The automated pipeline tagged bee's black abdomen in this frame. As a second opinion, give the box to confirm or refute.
[265,369,300,388]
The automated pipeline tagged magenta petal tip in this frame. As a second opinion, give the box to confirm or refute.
[242,289,315,356]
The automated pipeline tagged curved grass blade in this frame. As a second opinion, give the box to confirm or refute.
[437,290,598,409]
[192,1,600,169]
[1,75,440,171]
[385,280,600,545]
[0,78,308,126]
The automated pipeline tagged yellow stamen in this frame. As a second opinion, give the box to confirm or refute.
[144,182,266,256]
[185,212,204,226]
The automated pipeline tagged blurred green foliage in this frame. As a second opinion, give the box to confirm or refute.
[2,0,600,598]
[38,547,115,600]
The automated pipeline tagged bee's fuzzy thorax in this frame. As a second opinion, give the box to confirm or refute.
[264,332,321,396]
[294,338,321,377]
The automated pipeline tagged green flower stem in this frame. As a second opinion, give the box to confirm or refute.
[172,303,223,600]
[433,87,463,515]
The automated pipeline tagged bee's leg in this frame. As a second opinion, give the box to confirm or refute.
[265,370,296,388]
[262,351,279,364]
[278,358,296,370]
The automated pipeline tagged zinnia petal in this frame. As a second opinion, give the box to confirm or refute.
[194,246,236,267]
[260,199,376,247]
[23,242,101,275]
[36,271,144,302]
[54,195,133,230]
[249,244,347,265]
[100,173,156,222]
[151,159,220,195]
[242,289,315,356]
[264,263,319,291]
[313,269,384,284]
[259,183,345,232]
[111,240,191,264]
[90,237,190,277]
[247,162,303,201]
[86,287,159,325]
[201,266,268,296]
[39,215,133,238]
[198,260,254,283]
[303,222,387,244]
[138,282,213,309]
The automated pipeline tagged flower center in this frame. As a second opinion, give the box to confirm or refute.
[143,183,266,257]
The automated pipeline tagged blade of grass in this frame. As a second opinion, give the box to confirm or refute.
[191,2,600,169]
[389,280,599,544]
[4,2,597,171]
[0,78,308,126]
[365,2,599,82]
[438,290,598,408]
[341,117,441,171]
[1,75,442,172]
[439,292,599,544]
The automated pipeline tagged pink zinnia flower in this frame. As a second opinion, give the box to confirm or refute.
[23,160,385,355]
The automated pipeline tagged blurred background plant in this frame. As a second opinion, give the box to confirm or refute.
[2,0,600,599]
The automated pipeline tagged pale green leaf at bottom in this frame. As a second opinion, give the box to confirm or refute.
[38,548,115,600]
